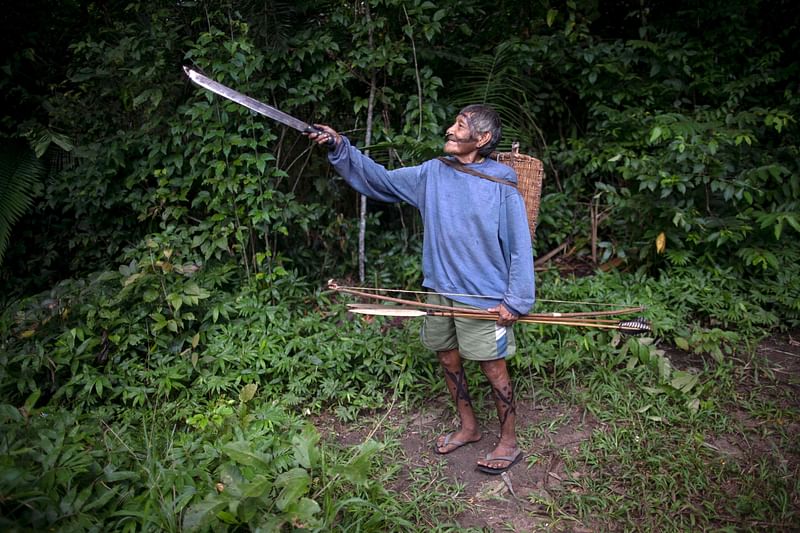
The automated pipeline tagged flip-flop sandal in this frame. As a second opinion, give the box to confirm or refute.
[433,432,481,455]
[476,449,523,474]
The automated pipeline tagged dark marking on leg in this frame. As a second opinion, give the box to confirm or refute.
[493,383,516,427]
[444,366,472,406]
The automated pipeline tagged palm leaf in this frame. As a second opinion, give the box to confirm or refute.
[0,142,44,266]
[448,42,543,154]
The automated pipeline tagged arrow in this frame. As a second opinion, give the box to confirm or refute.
[328,280,647,320]
[346,304,652,334]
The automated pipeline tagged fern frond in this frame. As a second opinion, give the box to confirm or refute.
[0,143,44,266]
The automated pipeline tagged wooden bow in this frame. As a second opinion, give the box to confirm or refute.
[327,280,651,334]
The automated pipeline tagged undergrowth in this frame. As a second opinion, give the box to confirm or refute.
[1,252,798,530]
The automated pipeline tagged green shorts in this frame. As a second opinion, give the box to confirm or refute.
[420,294,516,361]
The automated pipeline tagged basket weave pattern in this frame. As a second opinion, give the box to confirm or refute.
[495,144,544,239]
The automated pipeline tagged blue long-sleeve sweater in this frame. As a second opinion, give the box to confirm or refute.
[329,137,535,315]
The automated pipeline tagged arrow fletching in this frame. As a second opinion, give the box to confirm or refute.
[617,317,652,334]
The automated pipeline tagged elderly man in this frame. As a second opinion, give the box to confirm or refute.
[309,104,535,474]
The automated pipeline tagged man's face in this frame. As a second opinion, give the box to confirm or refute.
[444,113,479,156]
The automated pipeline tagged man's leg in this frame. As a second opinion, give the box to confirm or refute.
[476,358,519,469]
[435,348,481,453]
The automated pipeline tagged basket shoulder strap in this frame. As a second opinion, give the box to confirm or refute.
[437,157,517,189]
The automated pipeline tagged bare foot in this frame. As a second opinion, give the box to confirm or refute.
[434,429,482,454]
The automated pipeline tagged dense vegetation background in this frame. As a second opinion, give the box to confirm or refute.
[1,0,798,530]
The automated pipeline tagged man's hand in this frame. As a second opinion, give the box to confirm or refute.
[487,303,518,327]
[306,124,341,148]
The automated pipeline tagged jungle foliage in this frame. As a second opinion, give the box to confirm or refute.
[1,0,799,530]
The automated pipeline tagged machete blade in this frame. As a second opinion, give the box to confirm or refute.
[183,66,323,135]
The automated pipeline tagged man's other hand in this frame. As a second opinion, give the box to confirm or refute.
[488,303,518,326]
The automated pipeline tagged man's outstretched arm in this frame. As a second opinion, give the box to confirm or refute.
[307,124,425,208]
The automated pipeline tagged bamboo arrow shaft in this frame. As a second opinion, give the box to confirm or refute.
[446,313,627,329]
[334,284,484,315]
[346,304,650,331]
[330,280,645,319]
[346,304,621,325]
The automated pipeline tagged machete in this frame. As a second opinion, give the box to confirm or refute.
[183,66,331,142]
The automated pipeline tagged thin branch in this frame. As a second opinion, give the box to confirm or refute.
[402,6,424,139]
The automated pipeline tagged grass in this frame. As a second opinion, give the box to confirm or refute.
[343,331,800,532]
[552,360,795,531]
[338,434,477,530]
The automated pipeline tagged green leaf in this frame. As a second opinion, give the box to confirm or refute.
[785,214,800,233]
[332,440,380,485]
[217,510,238,524]
[284,497,321,528]
[649,126,663,143]
[103,468,139,482]
[292,425,320,469]
[674,337,690,351]
[275,468,311,511]
[183,497,226,532]
[670,371,698,393]
[168,293,183,311]
[546,9,558,27]
[242,475,273,498]
[143,289,160,302]
[657,355,672,381]
[82,486,119,512]
[123,272,145,287]
[237,496,261,523]
[23,389,41,414]
[222,441,272,469]
[0,404,23,422]
[239,383,258,403]
[637,342,651,364]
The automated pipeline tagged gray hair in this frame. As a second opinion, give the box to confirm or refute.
[459,104,502,156]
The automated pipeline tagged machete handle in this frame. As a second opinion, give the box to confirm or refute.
[304,126,335,148]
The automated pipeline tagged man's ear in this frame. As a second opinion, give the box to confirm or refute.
[476,131,492,149]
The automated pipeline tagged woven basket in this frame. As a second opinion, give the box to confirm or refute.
[494,142,544,239]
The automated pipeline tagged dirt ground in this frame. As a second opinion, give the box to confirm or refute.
[320,331,800,532]
[395,399,595,531]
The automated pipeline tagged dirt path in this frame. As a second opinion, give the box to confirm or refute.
[394,398,596,531]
